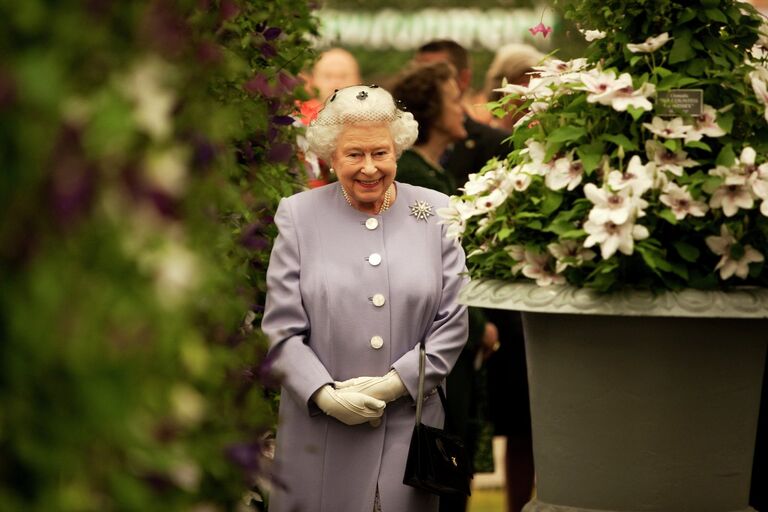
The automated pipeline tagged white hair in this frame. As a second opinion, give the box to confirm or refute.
[305,85,419,161]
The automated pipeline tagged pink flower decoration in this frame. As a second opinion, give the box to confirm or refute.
[529,22,553,38]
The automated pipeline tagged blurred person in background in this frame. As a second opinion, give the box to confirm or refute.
[413,39,510,187]
[263,84,469,512]
[483,43,545,131]
[389,61,465,194]
[303,47,362,103]
[391,60,498,512]
[297,47,362,187]
[414,40,535,512]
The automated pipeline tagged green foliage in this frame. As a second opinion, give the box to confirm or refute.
[446,0,768,292]
[0,0,317,510]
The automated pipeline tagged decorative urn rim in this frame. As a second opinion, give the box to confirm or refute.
[459,279,768,319]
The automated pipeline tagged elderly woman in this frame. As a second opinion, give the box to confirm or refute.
[261,84,469,512]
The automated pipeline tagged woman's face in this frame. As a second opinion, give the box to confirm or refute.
[437,79,468,142]
[331,123,397,213]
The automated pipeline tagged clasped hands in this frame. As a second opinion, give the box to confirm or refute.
[312,370,406,427]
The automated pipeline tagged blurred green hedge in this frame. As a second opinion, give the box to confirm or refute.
[0,1,317,510]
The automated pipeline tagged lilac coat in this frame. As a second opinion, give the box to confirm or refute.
[261,182,469,512]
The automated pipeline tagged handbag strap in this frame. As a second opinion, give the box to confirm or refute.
[415,341,427,425]
[414,340,449,426]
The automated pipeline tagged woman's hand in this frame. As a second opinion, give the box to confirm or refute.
[334,369,407,403]
[312,385,386,426]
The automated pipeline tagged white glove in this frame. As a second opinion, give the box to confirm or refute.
[334,369,408,403]
[312,385,386,426]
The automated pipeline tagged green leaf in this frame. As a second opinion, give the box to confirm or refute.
[673,241,700,262]
[601,133,638,151]
[636,243,673,274]
[670,261,690,280]
[726,5,743,22]
[547,125,586,143]
[715,144,736,167]
[663,139,680,152]
[545,141,563,162]
[679,8,697,23]
[544,219,577,236]
[630,55,643,66]
[686,59,707,76]
[669,29,695,64]
[497,227,513,241]
[717,111,734,134]
[577,142,605,174]
[684,140,712,151]
[626,106,646,120]
[560,229,587,239]
[702,175,724,194]
[704,8,728,23]
[659,209,678,225]
[541,189,564,216]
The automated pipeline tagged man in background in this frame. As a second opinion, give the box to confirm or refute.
[303,47,361,103]
[298,47,361,187]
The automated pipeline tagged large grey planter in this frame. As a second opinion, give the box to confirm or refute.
[460,280,768,512]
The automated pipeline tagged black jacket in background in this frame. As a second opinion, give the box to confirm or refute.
[443,115,510,187]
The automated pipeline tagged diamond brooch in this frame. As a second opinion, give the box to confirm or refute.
[409,200,434,222]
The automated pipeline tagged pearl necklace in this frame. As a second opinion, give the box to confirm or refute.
[341,184,392,214]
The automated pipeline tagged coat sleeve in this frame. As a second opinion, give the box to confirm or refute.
[261,197,333,413]
[392,214,469,399]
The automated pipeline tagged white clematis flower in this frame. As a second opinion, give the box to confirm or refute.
[584,183,648,225]
[577,69,630,105]
[644,140,698,177]
[547,240,596,273]
[750,71,768,123]
[583,218,649,260]
[521,249,566,286]
[690,105,726,139]
[520,140,555,176]
[708,181,754,216]
[474,187,509,214]
[505,244,526,275]
[545,153,585,191]
[643,116,699,140]
[534,58,590,77]
[609,81,656,112]
[659,182,709,220]
[438,197,482,240]
[606,155,654,196]
[705,224,765,280]
[581,29,607,41]
[708,146,763,216]
[626,32,671,53]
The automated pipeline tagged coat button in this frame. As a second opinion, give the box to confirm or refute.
[372,294,386,307]
[368,253,382,266]
[370,335,384,349]
[365,218,379,230]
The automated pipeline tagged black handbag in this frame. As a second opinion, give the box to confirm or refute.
[403,340,471,496]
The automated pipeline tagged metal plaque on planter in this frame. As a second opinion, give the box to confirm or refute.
[656,89,703,117]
